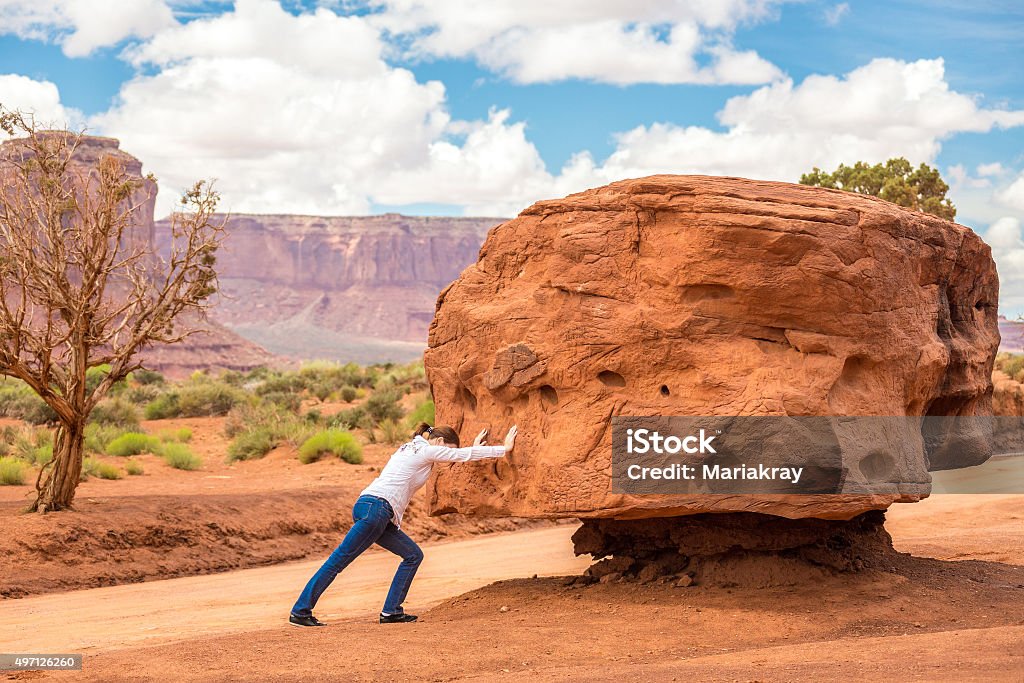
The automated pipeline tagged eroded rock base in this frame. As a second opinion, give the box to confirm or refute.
[570,510,898,588]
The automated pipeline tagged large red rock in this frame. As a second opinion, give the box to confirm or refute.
[423,175,1000,521]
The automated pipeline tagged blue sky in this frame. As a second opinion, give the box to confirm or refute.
[1,0,1024,308]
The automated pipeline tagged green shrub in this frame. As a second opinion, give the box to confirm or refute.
[82,457,122,480]
[405,398,435,430]
[329,406,365,430]
[0,456,26,485]
[298,430,363,465]
[261,390,302,413]
[378,418,405,444]
[340,385,358,403]
[144,393,180,420]
[89,397,140,429]
[106,432,160,457]
[125,459,144,476]
[227,429,275,462]
[132,368,165,386]
[160,443,202,470]
[0,379,57,424]
[85,424,122,454]
[124,383,163,406]
[363,388,405,425]
[176,382,248,417]
[157,427,193,443]
[30,444,53,466]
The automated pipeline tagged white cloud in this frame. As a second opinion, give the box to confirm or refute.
[554,58,1024,192]
[0,73,83,134]
[986,216,1024,313]
[0,0,174,57]
[948,164,991,190]
[823,3,849,26]
[978,162,1007,177]
[999,173,1024,213]
[368,0,786,85]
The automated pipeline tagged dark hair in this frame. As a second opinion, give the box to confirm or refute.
[412,421,460,448]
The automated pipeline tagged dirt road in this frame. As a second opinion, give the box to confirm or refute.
[0,526,590,654]
[2,495,1022,681]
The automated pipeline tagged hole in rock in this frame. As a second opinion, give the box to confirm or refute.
[659,385,670,396]
[457,385,478,411]
[598,370,626,388]
[540,385,558,406]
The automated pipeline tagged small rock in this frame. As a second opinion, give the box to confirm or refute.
[675,575,694,588]
[599,572,621,584]
[499,605,509,613]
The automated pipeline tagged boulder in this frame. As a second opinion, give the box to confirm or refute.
[424,175,999,521]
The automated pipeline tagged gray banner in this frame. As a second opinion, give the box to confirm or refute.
[611,416,1024,495]
[0,654,83,671]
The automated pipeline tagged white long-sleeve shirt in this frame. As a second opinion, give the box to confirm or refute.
[360,434,506,529]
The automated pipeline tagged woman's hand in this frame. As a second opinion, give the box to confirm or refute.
[503,425,518,454]
[473,428,488,447]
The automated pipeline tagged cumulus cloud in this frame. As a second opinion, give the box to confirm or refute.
[999,173,1024,213]
[557,58,1024,190]
[0,73,83,134]
[0,0,173,57]
[368,0,786,85]
[986,216,1024,313]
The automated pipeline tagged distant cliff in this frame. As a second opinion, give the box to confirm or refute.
[155,213,503,363]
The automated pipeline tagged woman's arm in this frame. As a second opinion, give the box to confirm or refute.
[424,444,505,463]
[426,426,518,463]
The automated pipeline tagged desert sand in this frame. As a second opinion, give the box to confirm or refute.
[0,492,1021,682]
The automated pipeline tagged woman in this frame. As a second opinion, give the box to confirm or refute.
[289,421,518,626]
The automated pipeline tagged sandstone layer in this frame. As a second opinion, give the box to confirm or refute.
[424,175,1000,521]
[154,214,502,363]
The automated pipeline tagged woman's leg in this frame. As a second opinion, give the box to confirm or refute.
[291,496,390,617]
[375,524,425,615]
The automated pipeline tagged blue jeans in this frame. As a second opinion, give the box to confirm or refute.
[291,494,424,617]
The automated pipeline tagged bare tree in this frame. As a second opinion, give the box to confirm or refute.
[0,108,225,512]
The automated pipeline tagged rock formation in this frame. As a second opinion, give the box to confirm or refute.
[154,214,503,364]
[424,175,1000,524]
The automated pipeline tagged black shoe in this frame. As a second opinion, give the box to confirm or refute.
[379,612,418,624]
[289,614,326,627]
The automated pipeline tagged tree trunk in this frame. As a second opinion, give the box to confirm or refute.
[29,420,85,513]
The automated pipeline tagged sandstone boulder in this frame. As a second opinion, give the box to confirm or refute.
[424,175,999,521]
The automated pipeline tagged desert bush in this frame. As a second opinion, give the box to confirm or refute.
[298,429,362,465]
[89,397,141,430]
[157,427,193,443]
[106,432,160,457]
[378,418,405,444]
[82,457,122,480]
[329,406,365,430]
[144,392,180,420]
[160,443,202,470]
[0,378,57,424]
[0,456,27,485]
[227,429,275,462]
[124,383,163,406]
[363,388,405,425]
[132,368,165,386]
[124,459,144,475]
[177,382,248,417]
[405,398,435,430]
[84,424,123,454]
[261,390,302,413]
[340,385,358,403]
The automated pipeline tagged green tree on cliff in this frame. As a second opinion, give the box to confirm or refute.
[0,107,225,512]
[800,157,956,220]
